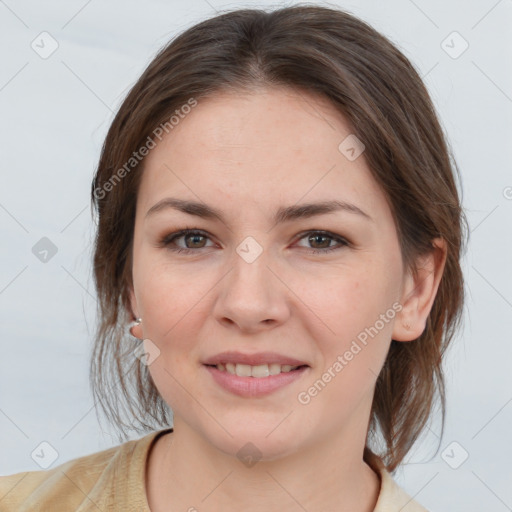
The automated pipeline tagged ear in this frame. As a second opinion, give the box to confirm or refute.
[392,237,447,342]
[128,285,143,339]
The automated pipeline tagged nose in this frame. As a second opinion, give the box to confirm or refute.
[212,247,291,334]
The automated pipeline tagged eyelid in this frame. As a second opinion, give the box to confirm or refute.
[294,230,350,252]
[160,228,216,248]
[159,228,350,254]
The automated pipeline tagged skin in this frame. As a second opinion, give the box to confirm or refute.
[128,86,447,511]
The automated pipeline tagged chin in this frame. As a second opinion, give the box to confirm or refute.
[201,422,305,463]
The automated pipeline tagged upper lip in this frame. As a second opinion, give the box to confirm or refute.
[203,351,309,367]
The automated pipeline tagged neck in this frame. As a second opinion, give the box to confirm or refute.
[147,418,380,512]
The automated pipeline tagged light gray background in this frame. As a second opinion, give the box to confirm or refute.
[1,0,511,509]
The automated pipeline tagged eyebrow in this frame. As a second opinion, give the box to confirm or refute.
[145,198,373,224]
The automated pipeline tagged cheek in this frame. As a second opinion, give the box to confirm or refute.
[298,273,397,420]
[134,262,209,409]
[135,253,205,321]
[303,259,400,374]
[306,268,393,337]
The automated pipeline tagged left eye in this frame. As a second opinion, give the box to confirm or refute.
[160,229,349,255]
[295,231,349,254]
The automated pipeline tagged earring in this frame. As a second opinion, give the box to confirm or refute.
[403,321,411,331]
[129,318,142,339]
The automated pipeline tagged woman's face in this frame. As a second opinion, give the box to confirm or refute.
[130,87,412,459]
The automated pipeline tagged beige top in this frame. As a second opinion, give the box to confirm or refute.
[0,428,428,511]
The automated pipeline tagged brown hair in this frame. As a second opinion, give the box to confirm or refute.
[90,3,468,472]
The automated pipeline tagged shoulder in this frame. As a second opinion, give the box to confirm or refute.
[367,452,430,512]
[0,429,168,512]
[0,442,121,512]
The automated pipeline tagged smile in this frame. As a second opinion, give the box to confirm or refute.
[203,364,309,397]
[208,362,307,378]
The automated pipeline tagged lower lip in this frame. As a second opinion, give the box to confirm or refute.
[203,365,309,397]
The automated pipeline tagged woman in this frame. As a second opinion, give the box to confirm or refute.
[0,4,467,511]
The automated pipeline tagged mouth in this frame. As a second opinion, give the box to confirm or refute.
[204,362,309,378]
[203,358,310,397]
[202,351,311,397]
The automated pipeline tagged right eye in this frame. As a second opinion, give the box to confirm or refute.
[160,229,215,254]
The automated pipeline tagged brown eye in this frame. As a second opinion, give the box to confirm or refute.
[182,233,207,249]
[296,231,349,254]
[161,229,214,253]
[308,233,332,249]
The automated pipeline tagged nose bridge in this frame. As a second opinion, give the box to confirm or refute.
[227,241,275,304]
[214,238,289,328]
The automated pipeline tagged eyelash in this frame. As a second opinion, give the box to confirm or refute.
[159,228,349,255]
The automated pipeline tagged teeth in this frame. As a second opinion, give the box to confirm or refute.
[235,364,252,377]
[216,362,302,377]
[269,363,281,375]
[251,364,270,377]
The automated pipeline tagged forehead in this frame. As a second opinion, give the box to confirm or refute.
[137,87,390,224]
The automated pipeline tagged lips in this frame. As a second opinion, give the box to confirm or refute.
[202,350,309,367]
[203,363,309,397]
[202,350,311,397]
